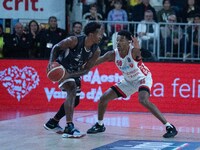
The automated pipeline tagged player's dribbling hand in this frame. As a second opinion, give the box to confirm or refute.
[47,62,54,73]
[63,69,70,78]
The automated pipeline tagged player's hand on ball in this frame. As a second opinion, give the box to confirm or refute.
[47,62,68,82]
[47,62,60,72]
[62,70,70,79]
[47,62,53,73]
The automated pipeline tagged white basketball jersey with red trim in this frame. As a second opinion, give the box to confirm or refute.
[114,46,151,82]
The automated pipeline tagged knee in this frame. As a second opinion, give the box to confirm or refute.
[99,94,108,105]
[63,83,76,97]
[139,95,149,106]
[67,89,77,97]
[64,88,77,106]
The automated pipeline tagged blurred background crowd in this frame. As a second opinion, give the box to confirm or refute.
[0,0,200,62]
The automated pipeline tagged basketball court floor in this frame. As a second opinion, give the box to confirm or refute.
[0,110,200,150]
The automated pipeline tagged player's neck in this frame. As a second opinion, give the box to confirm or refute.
[84,37,93,51]
[119,48,129,58]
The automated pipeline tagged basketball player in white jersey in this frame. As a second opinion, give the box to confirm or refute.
[87,30,178,138]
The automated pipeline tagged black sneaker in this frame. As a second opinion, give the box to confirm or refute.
[62,123,85,138]
[87,122,106,134]
[43,118,63,132]
[163,124,178,138]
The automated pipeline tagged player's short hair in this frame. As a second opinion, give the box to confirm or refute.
[84,22,101,36]
[117,30,132,41]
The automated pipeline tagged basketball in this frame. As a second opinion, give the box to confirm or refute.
[47,62,65,82]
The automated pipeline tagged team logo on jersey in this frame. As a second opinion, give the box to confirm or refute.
[75,51,82,61]
[127,57,131,62]
[75,54,81,61]
[0,66,40,101]
[116,60,122,66]
[140,78,146,84]
[129,63,134,68]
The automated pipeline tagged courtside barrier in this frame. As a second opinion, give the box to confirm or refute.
[0,59,199,113]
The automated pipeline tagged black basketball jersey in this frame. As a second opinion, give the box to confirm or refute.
[57,35,98,73]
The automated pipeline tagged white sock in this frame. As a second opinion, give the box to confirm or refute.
[165,122,173,128]
[98,120,103,126]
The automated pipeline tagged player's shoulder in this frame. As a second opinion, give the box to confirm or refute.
[61,36,78,48]
[68,35,86,43]
[64,36,78,43]
[67,35,77,40]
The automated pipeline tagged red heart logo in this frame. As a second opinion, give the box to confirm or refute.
[0,66,40,101]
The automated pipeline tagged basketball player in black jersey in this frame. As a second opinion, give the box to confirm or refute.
[44,22,103,138]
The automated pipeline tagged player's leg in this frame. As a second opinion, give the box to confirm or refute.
[43,81,71,132]
[138,75,178,138]
[43,78,81,132]
[87,79,137,134]
[87,87,118,134]
[59,78,84,138]
[53,78,81,121]
[43,106,63,132]
[54,95,80,120]
[43,95,80,132]
[98,87,119,120]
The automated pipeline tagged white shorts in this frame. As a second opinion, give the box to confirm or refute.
[114,73,153,97]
